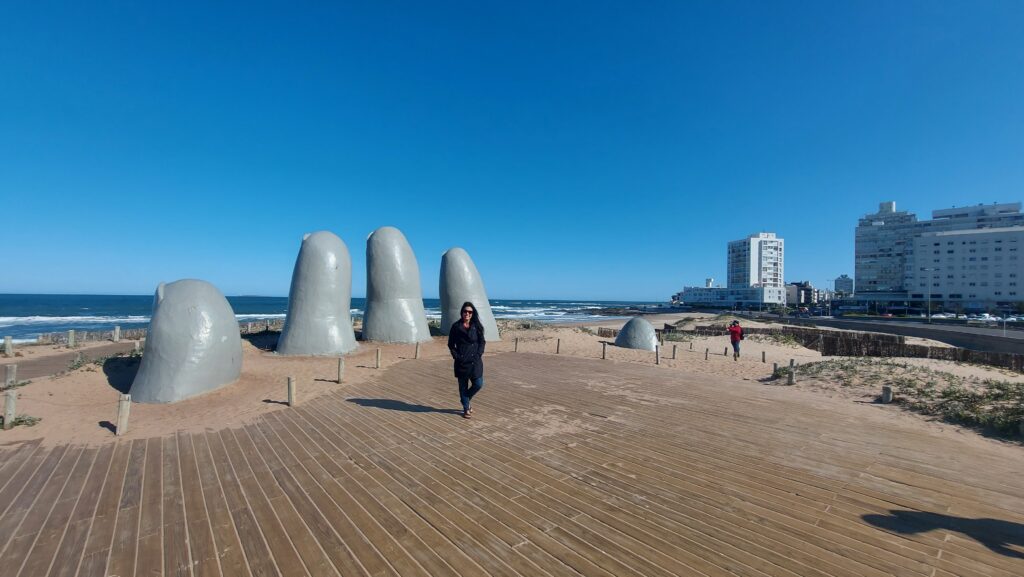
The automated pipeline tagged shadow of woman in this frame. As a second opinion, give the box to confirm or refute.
[347,398,461,415]
[863,509,1024,558]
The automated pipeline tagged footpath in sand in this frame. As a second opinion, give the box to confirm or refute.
[0,315,1022,576]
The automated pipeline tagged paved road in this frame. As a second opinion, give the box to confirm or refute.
[1,342,137,382]
[786,317,1024,353]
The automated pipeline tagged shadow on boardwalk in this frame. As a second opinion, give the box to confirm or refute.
[347,397,462,415]
[864,510,1024,558]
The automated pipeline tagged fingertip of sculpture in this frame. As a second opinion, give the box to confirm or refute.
[363,226,431,343]
[615,317,658,351]
[439,247,500,340]
[130,279,242,403]
[278,231,358,356]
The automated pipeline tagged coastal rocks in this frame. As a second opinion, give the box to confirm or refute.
[362,226,431,343]
[439,247,500,340]
[130,279,242,403]
[277,231,358,356]
[615,317,658,351]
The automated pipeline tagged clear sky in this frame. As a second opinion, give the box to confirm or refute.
[2,1,1022,300]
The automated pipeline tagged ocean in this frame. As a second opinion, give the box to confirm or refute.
[0,294,664,342]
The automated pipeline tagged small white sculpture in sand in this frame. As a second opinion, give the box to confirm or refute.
[362,226,432,343]
[614,316,658,351]
[277,231,358,356]
[130,279,242,403]
[439,247,500,340]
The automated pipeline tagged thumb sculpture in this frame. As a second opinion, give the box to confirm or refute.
[614,317,658,351]
[130,279,242,403]
[362,226,432,343]
[277,231,358,355]
[439,247,500,340]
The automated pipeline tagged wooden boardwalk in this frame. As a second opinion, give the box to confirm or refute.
[1,352,1022,576]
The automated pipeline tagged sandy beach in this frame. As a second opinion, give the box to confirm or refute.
[1,313,1019,447]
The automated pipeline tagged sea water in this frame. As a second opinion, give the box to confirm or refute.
[0,294,661,341]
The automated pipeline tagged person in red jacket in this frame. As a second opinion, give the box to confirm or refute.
[727,320,744,360]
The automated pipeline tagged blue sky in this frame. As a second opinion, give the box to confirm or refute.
[2,1,1022,300]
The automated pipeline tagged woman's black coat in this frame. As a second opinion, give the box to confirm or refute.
[448,321,485,379]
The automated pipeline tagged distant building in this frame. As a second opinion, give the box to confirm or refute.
[673,232,786,308]
[834,274,854,296]
[677,286,786,308]
[854,201,1024,308]
[727,232,785,289]
[909,226,1023,310]
[786,281,815,306]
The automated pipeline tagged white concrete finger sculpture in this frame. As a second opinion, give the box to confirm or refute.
[439,247,500,340]
[614,317,658,351]
[277,231,358,355]
[362,226,431,343]
[130,279,242,403]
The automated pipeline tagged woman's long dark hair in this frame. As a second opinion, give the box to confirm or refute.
[461,301,485,338]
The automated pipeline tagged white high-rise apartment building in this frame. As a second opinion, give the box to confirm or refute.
[910,226,1023,309]
[855,201,1024,303]
[728,232,784,289]
[672,231,786,307]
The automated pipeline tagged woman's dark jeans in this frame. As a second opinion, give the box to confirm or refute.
[457,376,484,411]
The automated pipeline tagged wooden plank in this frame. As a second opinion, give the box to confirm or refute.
[266,410,476,577]
[76,442,132,577]
[219,429,307,577]
[176,431,221,577]
[17,447,98,577]
[234,427,338,577]
[0,440,42,494]
[250,423,373,577]
[206,430,279,577]
[268,412,430,577]
[162,435,192,577]
[0,445,69,550]
[106,439,149,577]
[0,446,83,570]
[192,432,250,577]
[134,437,163,577]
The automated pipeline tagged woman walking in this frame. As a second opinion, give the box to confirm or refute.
[448,301,486,418]
[727,320,744,360]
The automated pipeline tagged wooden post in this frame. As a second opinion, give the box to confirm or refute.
[789,359,795,370]
[266,319,271,332]
[762,351,766,363]
[375,348,381,369]
[113,326,121,342]
[3,336,12,356]
[337,358,344,384]
[724,347,728,356]
[787,369,795,385]
[287,377,296,407]
[773,362,778,375]
[602,342,607,360]
[655,346,660,365]
[672,344,677,360]
[556,339,561,354]
[705,348,709,360]
[116,394,131,435]
[134,340,140,353]
[4,364,16,387]
[68,329,75,348]
[246,322,253,333]
[881,385,893,404]
[690,342,693,350]
[514,338,519,352]
[3,390,15,430]
[414,342,420,359]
